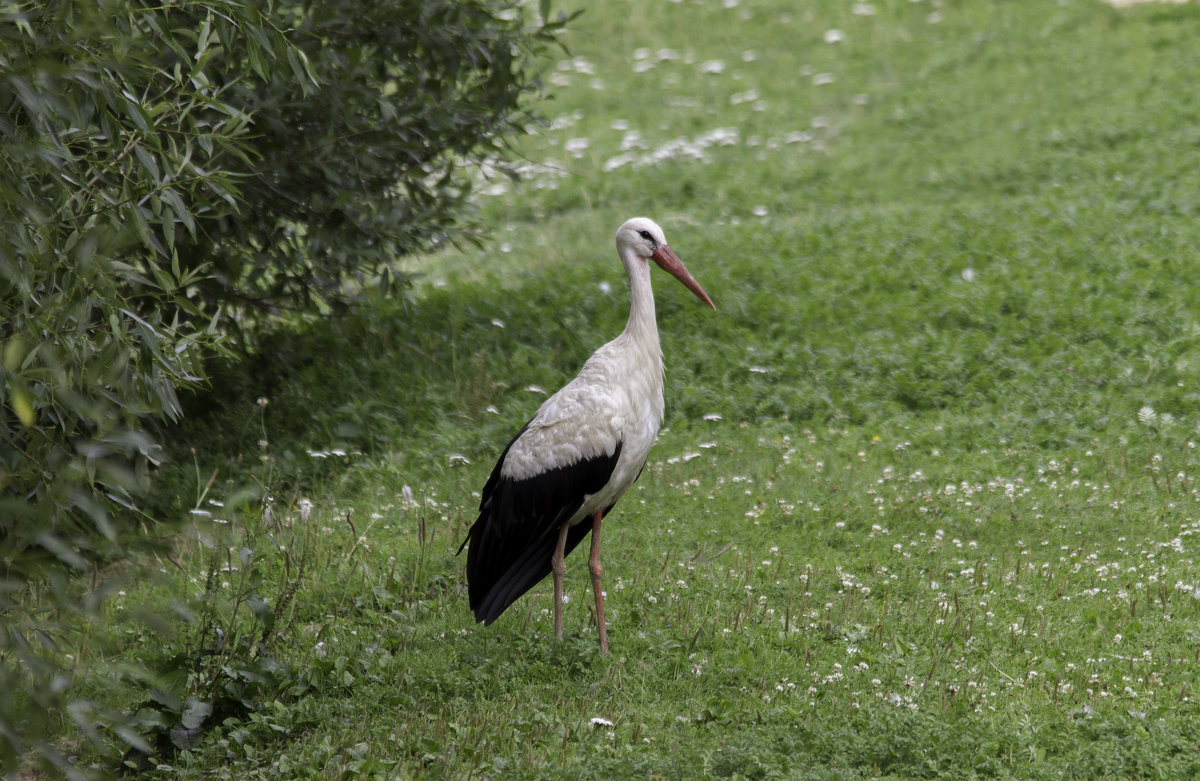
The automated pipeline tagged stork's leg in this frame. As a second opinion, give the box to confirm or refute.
[551,521,570,640]
[588,510,609,657]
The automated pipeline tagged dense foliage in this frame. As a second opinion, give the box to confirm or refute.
[178,0,562,317]
[0,0,567,772]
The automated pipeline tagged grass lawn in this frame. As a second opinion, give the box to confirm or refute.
[64,0,1200,777]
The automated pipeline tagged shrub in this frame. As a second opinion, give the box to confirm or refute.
[0,0,569,771]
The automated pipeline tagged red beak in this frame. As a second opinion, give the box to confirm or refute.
[652,245,716,310]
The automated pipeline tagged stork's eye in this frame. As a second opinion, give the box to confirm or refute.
[638,229,656,247]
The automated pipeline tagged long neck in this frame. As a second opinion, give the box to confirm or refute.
[620,247,660,350]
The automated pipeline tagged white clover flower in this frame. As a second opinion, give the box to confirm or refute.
[564,138,590,158]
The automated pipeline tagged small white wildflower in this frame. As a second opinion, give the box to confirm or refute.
[564,138,590,158]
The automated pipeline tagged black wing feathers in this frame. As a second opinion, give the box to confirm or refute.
[462,426,622,625]
[474,518,596,626]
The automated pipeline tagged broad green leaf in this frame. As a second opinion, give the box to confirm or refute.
[11,385,35,427]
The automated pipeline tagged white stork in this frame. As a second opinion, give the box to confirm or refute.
[458,217,714,656]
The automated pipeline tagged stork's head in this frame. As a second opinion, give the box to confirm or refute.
[617,217,716,310]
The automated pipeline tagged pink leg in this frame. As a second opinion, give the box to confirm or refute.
[552,521,569,640]
[588,510,609,656]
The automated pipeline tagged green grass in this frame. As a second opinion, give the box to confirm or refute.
[56,0,1200,777]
